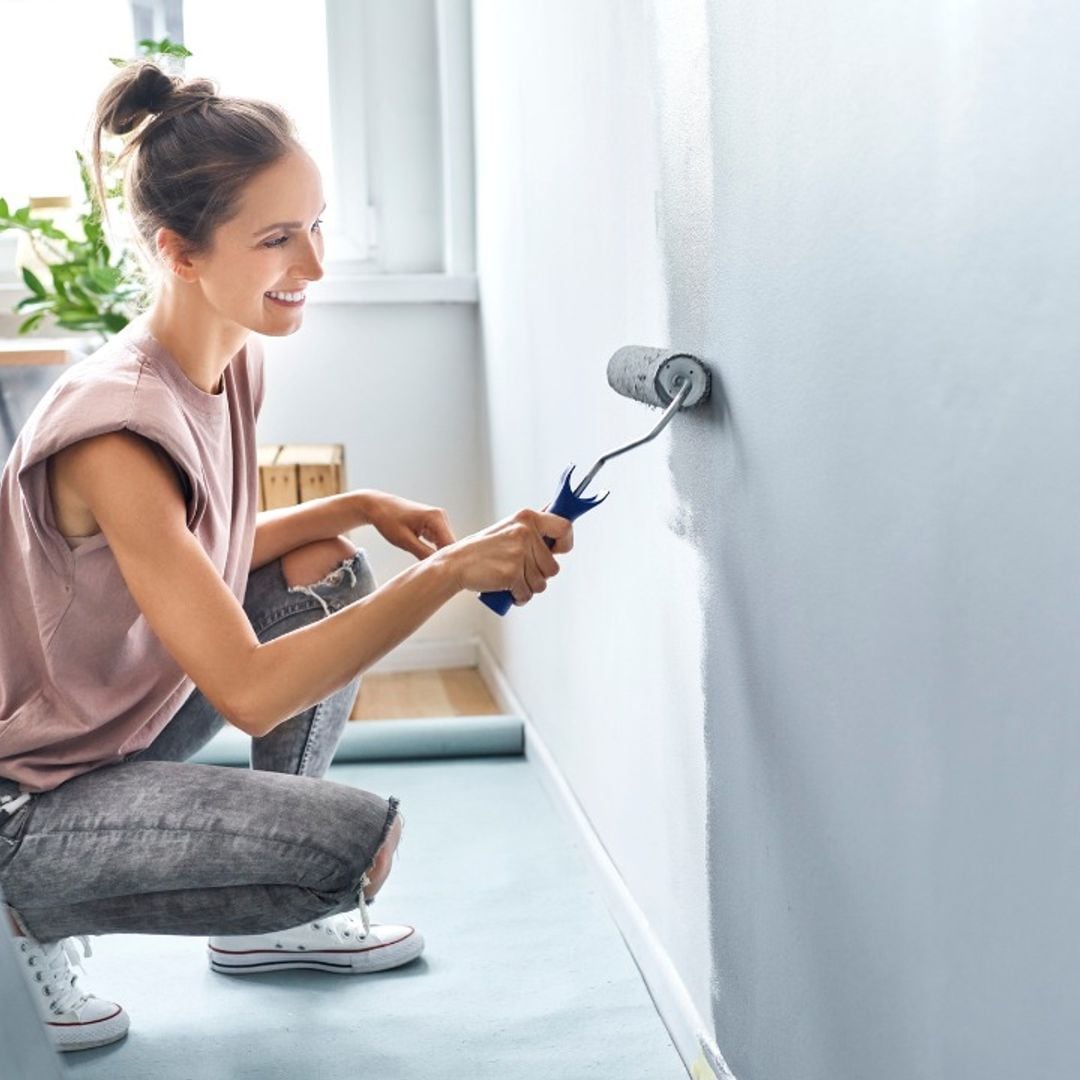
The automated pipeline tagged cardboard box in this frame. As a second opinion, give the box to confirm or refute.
[257,444,347,510]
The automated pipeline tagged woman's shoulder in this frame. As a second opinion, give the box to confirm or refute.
[12,328,193,480]
[47,334,180,430]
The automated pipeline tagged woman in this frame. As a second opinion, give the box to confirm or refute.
[0,61,572,1053]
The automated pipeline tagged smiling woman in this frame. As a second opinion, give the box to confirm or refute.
[0,58,418,1053]
[0,49,569,1061]
[83,63,329,378]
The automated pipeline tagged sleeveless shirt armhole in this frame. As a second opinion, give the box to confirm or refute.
[129,357,209,530]
[119,429,203,533]
[127,430,195,510]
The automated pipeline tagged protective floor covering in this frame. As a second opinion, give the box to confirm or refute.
[62,756,686,1079]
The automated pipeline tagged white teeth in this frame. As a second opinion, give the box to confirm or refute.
[266,290,305,302]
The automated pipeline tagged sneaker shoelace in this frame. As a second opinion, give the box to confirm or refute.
[310,879,372,942]
[305,810,403,944]
[24,935,94,1017]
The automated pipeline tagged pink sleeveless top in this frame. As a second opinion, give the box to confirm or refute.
[0,314,264,793]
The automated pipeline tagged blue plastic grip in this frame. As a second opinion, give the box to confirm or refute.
[478,464,609,616]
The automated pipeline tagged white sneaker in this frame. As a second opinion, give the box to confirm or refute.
[207,900,424,976]
[14,933,130,1052]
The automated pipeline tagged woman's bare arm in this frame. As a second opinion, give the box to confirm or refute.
[251,490,377,571]
[60,431,461,736]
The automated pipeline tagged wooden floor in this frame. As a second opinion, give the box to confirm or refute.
[350,666,502,721]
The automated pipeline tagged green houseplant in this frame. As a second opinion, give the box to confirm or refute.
[0,37,192,345]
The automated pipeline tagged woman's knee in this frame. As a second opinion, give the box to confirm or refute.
[281,535,358,589]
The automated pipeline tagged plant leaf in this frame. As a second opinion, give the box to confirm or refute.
[56,315,103,330]
[21,266,48,297]
[139,37,193,59]
[14,298,52,313]
[68,283,95,307]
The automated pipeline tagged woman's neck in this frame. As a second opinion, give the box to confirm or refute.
[144,289,249,396]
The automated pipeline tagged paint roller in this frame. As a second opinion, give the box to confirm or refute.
[479,346,713,615]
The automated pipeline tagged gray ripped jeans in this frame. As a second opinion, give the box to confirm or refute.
[0,550,400,945]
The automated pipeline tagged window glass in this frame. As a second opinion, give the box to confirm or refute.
[181,0,342,255]
[0,0,134,203]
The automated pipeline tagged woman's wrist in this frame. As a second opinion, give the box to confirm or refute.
[427,543,465,595]
[348,489,380,528]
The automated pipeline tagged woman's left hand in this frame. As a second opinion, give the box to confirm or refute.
[363,491,457,560]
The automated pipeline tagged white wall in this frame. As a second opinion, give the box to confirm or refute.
[473,2,1080,1078]
[258,300,486,648]
[472,0,714,1066]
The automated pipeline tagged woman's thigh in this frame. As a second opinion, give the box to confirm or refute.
[0,759,400,942]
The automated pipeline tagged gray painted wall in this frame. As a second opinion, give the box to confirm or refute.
[474,1,1080,1077]
[701,3,1080,1076]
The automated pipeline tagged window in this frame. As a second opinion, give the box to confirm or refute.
[0,0,375,267]
[0,1,135,203]
[180,0,376,266]
[1,0,469,285]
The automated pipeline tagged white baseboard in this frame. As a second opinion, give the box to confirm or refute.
[473,637,528,717]
[370,637,479,674]
[472,637,735,1080]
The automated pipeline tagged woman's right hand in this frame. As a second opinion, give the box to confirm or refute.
[442,508,574,605]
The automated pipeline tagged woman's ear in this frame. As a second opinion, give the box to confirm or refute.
[155,226,199,283]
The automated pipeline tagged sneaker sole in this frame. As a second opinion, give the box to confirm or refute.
[207,929,424,975]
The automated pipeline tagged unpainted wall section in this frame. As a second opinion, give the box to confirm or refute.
[472,0,714,1047]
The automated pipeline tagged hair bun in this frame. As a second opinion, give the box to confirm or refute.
[105,62,218,136]
[132,62,177,114]
[103,62,174,134]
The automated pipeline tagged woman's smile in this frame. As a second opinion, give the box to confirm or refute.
[265,289,307,307]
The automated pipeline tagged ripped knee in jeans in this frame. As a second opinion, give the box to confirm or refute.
[286,555,361,618]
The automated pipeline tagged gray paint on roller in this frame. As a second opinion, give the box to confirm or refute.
[606,346,713,411]
[606,346,678,409]
[650,2,1080,1078]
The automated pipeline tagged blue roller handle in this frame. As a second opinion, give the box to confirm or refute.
[479,464,609,616]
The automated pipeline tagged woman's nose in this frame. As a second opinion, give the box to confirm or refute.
[297,236,325,283]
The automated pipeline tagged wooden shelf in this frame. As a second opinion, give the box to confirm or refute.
[0,337,90,366]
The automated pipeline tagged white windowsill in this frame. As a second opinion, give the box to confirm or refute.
[311,272,477,304]
[0,273,478,307]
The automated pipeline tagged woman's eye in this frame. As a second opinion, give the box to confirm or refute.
[263,218,324,249]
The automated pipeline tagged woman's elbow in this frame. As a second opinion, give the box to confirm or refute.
[223,686,274,739]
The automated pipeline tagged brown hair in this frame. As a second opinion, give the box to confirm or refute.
[87,60,301,277]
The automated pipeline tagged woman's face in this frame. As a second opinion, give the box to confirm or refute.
[182,147,326,336]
